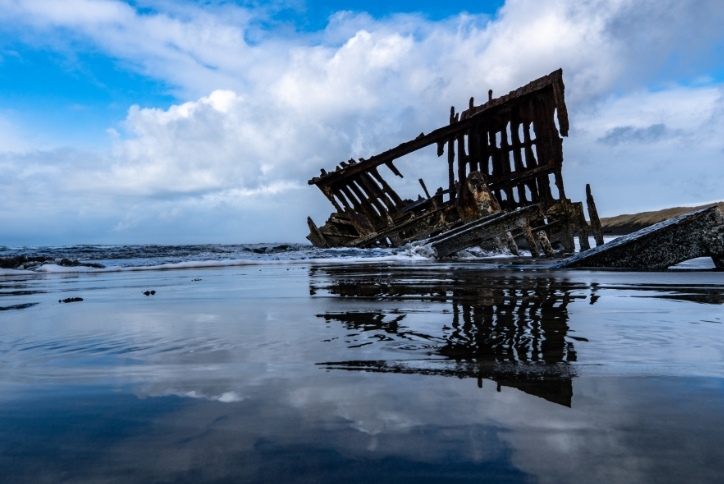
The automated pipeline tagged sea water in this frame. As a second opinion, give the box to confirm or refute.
[0,245,722,482]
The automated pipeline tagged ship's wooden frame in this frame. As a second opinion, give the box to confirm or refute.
[307,69,603,256]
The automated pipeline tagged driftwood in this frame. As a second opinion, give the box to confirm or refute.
[306,69,601,256]
[556,206,724,270]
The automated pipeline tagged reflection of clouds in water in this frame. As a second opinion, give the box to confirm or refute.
[113,267,724,480]
[3,266,724,481]
[287,380,424,436]
[142,373,525,466]
[157,389,244,403]
[499,379,651,483]
[119,371,724,483]
[496,376,724,484]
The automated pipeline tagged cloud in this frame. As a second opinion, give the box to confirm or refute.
[1,0,724,243]
[0,114,32,152]
[596,123,681,146]
[561,84,724,214]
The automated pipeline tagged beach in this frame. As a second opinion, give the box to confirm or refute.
[1,255,723,482]
[3,0,724,482]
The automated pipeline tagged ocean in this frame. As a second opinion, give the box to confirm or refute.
[0,239,717,273]
[0,243,723,482]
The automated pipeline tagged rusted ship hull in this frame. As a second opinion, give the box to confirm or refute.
[307,69,603,257]
[557,205,724,270]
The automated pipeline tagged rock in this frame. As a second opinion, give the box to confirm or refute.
[59,297,83,303]
[0,255,52,269]
[0,255,105,270]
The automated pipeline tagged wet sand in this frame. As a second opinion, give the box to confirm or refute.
[1,263,723,482]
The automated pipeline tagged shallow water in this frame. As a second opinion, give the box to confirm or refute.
[1,262,723,482]
[1,238,717,273]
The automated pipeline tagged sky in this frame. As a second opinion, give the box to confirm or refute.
[1,0,723,245]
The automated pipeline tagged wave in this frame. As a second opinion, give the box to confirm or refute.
[0,237,717,275]
[0,243,444,274]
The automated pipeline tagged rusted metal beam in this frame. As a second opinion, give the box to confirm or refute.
[556,206,724,270]
[586,184,604,246]
[307,69,578,251]
[306,217,329,248]
[430,205,542,258]
[308,69,567,186]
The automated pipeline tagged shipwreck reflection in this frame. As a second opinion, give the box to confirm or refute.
[311,265,589,407]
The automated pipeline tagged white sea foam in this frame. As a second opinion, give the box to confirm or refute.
[36,264,109,273]
[0,268,35,276]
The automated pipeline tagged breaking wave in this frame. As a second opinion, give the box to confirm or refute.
[0,236,715,274]
[0,243,440,274]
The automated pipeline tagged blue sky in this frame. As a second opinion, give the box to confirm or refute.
[1,0,724,245]
[0,2,504,145]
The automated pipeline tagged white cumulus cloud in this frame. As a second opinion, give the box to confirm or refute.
[1,0,724,243]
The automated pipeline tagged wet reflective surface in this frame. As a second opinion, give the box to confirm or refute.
[312,266,583,407]
[1,264,723,482]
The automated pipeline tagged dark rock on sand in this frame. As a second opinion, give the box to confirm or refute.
[0,255,53,269]
[58,259,105,269]
[59,297,83,304]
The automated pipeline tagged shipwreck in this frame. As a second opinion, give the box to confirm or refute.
[306,69,724,268]
[306,69,602,257]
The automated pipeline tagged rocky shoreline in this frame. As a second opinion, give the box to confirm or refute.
[0,255,104,271]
